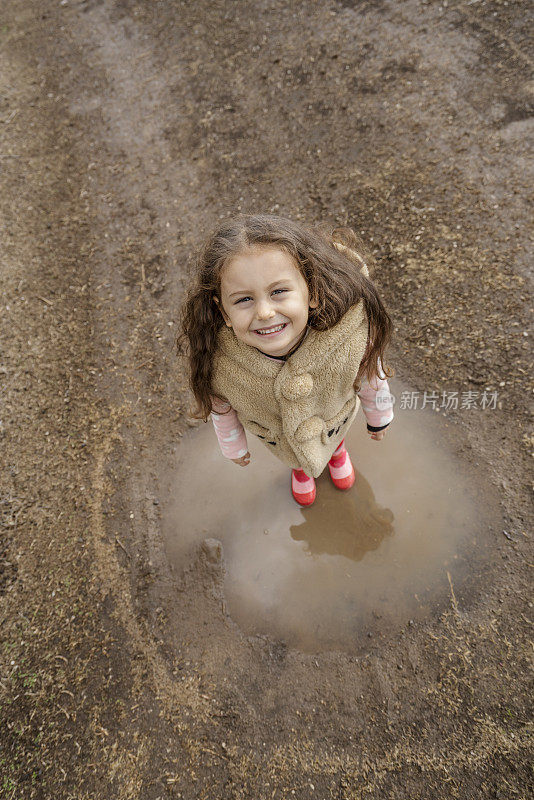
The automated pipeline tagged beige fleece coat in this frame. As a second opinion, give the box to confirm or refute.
[211,296,370,478]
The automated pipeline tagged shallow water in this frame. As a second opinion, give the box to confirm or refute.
[163,392,494,653]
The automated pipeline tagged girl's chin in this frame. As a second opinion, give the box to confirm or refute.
[253,337,297,357]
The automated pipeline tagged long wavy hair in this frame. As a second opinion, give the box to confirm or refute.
[176,214,394,421]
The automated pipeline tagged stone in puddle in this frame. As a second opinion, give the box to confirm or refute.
[201,538,223,565]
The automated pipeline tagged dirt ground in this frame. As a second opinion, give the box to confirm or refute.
[1,0,532,797]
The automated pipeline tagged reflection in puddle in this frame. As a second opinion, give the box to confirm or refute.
[162,390,495,653]
[290,473,394,560]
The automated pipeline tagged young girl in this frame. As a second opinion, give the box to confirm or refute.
[177,214,394,507]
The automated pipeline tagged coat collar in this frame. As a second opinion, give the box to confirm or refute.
[216,300,367,378]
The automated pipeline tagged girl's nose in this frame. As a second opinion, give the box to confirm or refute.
[256,299,276,320]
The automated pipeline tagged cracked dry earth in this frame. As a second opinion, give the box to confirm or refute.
[0,0,532,798]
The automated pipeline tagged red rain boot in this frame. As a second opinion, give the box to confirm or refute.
[328,440,355,490]
[291,468,316,506]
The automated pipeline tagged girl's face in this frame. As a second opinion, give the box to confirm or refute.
[216,246,317,357]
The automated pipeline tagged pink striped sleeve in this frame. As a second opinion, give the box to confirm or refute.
[210,396,249,460]
[357,358,395,428]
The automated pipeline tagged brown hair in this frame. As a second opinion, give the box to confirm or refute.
[176,214,394,420]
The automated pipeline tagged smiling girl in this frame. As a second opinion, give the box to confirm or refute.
[177,214,394,506]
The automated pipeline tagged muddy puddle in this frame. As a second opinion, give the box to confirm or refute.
[162,383,500,653]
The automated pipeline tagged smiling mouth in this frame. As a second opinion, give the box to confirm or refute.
[253,323,288,336]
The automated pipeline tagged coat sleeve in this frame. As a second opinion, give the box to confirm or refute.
[356,357,394,430]
[210,396,249,459]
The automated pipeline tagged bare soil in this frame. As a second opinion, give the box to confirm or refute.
[1,1,532,798]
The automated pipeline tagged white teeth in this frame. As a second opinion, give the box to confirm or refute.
[255,324,285,335]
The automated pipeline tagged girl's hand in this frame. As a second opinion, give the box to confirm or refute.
[368,429,387,441]
[232,452,251,466]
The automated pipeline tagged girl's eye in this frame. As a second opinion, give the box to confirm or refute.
[234,289,287,304]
